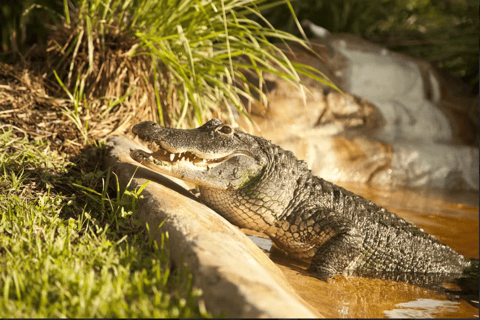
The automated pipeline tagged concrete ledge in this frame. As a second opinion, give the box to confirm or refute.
[104,136,321,318]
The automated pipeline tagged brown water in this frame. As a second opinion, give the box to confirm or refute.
[245,184,479,318]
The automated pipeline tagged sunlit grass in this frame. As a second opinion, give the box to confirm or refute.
[51,0,335,129]
[0,129,211,317]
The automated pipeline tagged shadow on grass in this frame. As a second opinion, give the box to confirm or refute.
[0,131,211,317]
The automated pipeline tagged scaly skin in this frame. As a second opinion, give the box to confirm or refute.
[130,119,470,281]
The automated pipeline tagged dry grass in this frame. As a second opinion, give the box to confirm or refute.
[0,22,168,155]
[0,0,334,158]
[0,58,148,156]
[0,62,83,155]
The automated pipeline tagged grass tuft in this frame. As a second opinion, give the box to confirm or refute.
[38,0,334,130]
[0,129,212,318]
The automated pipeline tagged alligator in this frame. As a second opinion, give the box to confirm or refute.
[130,119,470,281]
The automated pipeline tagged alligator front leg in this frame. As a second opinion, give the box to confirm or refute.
[308,213,363,281]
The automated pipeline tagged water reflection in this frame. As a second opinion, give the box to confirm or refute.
[348,270,468,289]
[243,184,479,318]
[384,298,460,318]
[268,244,478,318]
[247,235,272,251]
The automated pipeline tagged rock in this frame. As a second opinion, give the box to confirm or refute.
[104,136,321,318]
[237,28,479,190]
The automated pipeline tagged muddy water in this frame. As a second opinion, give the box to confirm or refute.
[245,184,479,318]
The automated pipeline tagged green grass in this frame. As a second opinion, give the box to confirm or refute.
[130,0,332,125]
[0,129,211,317]
[46,0,335,129]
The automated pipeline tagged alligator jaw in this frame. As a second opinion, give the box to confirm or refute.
[130,120,266,190]
[130,132,260,189]
[129,128,238,174]
[129,145,232,171]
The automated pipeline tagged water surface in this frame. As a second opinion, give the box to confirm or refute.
[245,184,479,318]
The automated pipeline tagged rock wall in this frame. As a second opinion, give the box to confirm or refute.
[237,27,478,191]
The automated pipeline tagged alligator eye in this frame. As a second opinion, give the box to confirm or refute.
[217,125,233,135]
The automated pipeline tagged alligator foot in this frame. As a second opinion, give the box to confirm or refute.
[308,217,363,279]
[309,267,337,282]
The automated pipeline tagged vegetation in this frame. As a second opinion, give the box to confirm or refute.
[257,0,479,92]
[3,0,331,131]
[0,0,62,54]
[0,129,212,317]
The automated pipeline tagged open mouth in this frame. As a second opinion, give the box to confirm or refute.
[130,134,232,169]
[130,126,256,171]
[131,147,231,168]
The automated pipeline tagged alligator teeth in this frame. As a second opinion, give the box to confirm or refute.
[170,153,175,161]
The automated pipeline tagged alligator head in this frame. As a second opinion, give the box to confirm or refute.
[130,119,269,190]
